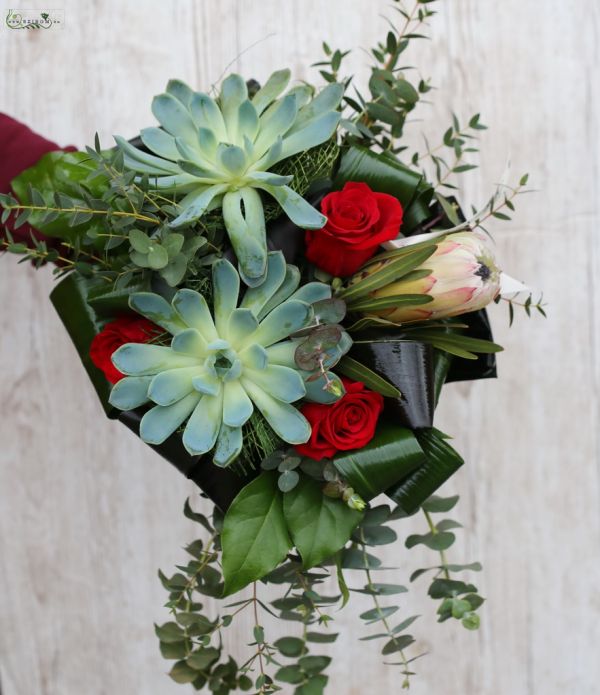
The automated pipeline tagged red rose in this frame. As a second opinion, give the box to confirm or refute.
[304,182,403,277]
[89,317,161,384]
[296,378,384,460]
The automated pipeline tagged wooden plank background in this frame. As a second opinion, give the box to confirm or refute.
[1,1,599,693]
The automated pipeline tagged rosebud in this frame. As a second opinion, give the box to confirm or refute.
[359,231,501,323]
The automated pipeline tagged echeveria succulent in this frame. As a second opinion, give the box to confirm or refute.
[115,70,343,286]
[109,252,351,466]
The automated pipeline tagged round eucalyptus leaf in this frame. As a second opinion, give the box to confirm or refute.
[278,453,302,472]
[147,244,169,269]
[129,228,152,253]
[278,469,300,492]
[261,451,285,470]
[313,297,346,324]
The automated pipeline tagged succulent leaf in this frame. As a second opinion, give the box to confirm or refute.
[108,376,153,410]
[140,391,201,445]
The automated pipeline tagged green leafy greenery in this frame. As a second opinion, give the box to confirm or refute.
[407,494,485,630]
[0,144,220,289]
[316,0,440,153]
[160,486,483,694]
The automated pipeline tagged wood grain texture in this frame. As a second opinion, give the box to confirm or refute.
[1,1,599,693]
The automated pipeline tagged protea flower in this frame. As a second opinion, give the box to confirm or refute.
[115,71,342,286]
[354,231,501,323]
[108,252,350,466]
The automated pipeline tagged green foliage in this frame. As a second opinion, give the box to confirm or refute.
[408,494,485,630]
[128,226,207,286]
[341,503,418,689]
[222,473,292,596]
[498,291,547,326]
[324,0,440,153]
[0,143,218,290]
[160,497,342,694]
[283,477,364,568]
[411,113,488,193]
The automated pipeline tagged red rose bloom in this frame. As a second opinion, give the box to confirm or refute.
[296,378,384,460]
[304,182,403,277]
[89,317,161,384]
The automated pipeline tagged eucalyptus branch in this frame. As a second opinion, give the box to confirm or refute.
[359,531,412,690]
[408,495,484,631]
[2,201,160,225]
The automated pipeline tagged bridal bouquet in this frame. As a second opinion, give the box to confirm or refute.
[1,1,543,692]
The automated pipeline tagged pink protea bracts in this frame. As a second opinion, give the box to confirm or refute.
[357,231,501,323]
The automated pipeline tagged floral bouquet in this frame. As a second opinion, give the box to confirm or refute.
[0,1,543,692]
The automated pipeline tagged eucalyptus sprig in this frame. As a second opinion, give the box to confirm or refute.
[411,113,488,193]
[498,292,547,326]
[342,0,439,152]
[407,494,485,630]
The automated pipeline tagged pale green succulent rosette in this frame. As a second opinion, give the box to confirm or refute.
[114,70,343,286]
[108,252,351,467]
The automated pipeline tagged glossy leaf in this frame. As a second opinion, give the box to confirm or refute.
[221,473,291,595]
[333,423,426,501]
[283,477,363,568]
[386,428,464,514]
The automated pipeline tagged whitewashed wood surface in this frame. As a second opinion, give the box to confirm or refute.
[1,1,599,693]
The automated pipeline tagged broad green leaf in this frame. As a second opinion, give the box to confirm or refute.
[222,472,291,595]
[283,477,363,568]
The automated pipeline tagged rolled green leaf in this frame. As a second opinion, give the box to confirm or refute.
[50,273,116,416]
[347,339,436,430]
[386,428,464,515]
[332,423,426,501]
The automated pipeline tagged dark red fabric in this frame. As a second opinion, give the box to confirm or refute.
[0,113,75,247]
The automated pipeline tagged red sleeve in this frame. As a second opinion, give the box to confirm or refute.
[0,113,76,247]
